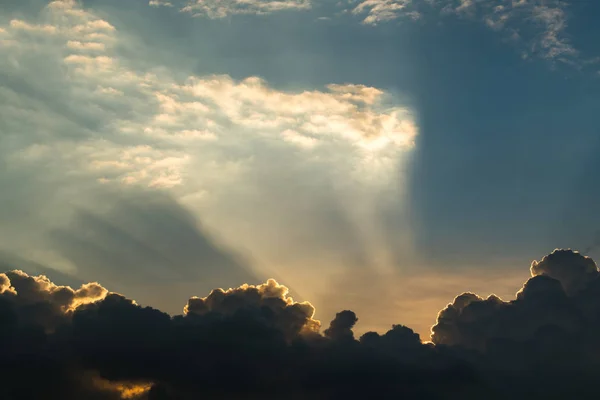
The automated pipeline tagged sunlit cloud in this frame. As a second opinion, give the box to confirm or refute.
[350,0,420,25]
[66,40,107,51]
[0,0,418,307]
[149,0,174,7]
[0,0,416,193]
[159,0,312,18]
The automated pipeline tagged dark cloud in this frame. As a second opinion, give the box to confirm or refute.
[183,278,320,340]
[2,270,106,332]
[430,250,599,377]
[0,269,478,399]
[530,248,599,295]
[4,248,600,399]
[324,310,357,341]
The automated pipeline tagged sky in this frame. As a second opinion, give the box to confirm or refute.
[1,0,600,340]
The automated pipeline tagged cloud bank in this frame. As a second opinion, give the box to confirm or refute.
[3,248,600,399]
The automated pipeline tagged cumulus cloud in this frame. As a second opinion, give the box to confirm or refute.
[324,310,358,340]
[431,249,599,357]
[530,248,598,295]
[0,273,15,295]
[6,247,600,398]
[0,268,471,399]
[5,270,106,310]
[0,270,107,332]
[184,278,320,338]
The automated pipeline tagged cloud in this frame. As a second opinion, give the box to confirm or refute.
[350,0,420,25]
[146,0,312,17]
[530,248,599,295]
[443,0,579,63]
[431,249,599,356]
[149,0,174,7]
[0,269,476,399]
[0,0,416,186]
[343,0,582,65]
[5,247,600,398]
[180,0,311,18]
[345,0,588,65]
[324,310,358,340]
[0,269,107,335]
[0,0,418,311]
[184,278,320,339]
[145,0,584,68]
[66,40,107,51]
[141,0,596,71]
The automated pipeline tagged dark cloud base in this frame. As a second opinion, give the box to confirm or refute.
[1,249,600,399]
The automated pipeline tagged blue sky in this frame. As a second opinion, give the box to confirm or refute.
[1,0,599,337]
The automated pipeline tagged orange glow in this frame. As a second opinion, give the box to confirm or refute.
[92,374,152,399]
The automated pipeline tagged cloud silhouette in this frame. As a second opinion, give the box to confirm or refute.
[431,249,597,358]
[324,310,358,341]
[3,248,600,399]
[530,248,599,295]
[184,278,320,339]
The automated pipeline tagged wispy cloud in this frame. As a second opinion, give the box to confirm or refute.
[345,0,582,66]
[148,0,585,66]
[152,0,312,18]
[149,0,174,7]
[349,0,420,25]
[443,0,579,64]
